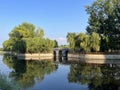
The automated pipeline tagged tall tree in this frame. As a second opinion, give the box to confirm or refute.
[86,0,120,52]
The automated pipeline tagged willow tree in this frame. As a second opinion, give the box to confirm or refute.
[75,33,91,52]
[90,32,100,52]
[66,33,76,50]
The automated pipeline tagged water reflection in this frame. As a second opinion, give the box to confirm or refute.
[2,55,120,90]
[3,55,58,89]
[68,63,120,90]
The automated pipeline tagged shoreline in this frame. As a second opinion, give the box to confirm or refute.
[17,53,120,60]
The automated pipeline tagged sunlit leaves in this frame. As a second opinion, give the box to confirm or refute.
[3,22,57,53]
[67,32,100,52]
[66,33,76,50]
[86,0,120,51]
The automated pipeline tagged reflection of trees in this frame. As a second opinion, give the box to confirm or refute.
[68,63,120,90]
[3,55,58,88]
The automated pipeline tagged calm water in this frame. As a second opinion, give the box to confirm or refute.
[0,55,120,90]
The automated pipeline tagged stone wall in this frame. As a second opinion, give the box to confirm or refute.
[68,54,120,60]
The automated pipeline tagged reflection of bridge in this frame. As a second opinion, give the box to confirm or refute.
[53,48,69,62]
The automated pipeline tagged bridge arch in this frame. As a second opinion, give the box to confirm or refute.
[53,48,69,62]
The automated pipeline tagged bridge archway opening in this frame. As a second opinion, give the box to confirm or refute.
[53,48,69,63]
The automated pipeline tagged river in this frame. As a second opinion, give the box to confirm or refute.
[0,54,120,90]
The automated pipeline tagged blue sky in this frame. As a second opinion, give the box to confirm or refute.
[0,0,94,47]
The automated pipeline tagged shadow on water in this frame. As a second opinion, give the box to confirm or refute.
[2,55,58,89]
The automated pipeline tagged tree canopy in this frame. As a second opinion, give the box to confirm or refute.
[66,32,100,52]
[3,22,57,53]
[86,0,120,52]
[67,0,120,52]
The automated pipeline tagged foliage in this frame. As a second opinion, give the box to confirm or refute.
[86,0,120,52]
[2,38,18,51]
[90,32,100,51]
[54,40,58,48]
[66,33,76,50]
[34,28,44,38]
[3,22,57,53]
[75,33,91,52]
[67,32,100,52]
[66,0,120,52]
[9,22,35,39]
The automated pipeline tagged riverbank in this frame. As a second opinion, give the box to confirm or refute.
[17,53,120,60]
[68,53,120,60]
[17,53,53,60]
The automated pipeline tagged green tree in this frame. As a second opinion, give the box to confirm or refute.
[2,38,17,51]
[3,22,55,53]
[86,0,120,52]
[34,28,44,38]
[66,33,76,50]
[75,33,91,52]
[54,40,58,48]
[90,32,100,51]
[9,22,35,39]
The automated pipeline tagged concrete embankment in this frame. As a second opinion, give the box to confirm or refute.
[17,53,120,64]
[68,53,120,64]
[68,54,120,60]
[17,53,53,60]
[17,53,120,60]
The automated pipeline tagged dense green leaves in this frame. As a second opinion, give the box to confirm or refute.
[66,0,120,52]
[90,32,100,51]
[9,22,35,39]
[66,32,100,52]
[34,28,44,38]
[66,33,76,50]
[3,22,57,53]
[86,0,120,52]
